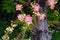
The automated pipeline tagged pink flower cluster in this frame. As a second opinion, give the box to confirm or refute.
[17,14,32,25]
[34,4,40,13]
[17,14,24,21]
[25,15,32,24]
[48,0,56,9]
[16,4,22,10]
[40,14,46,20]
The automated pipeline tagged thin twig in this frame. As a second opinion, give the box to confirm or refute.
[48,21,60,24]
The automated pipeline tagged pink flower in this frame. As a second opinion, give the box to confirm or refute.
[11,24,18,27]
[40,14,46,20]
[25,15,32,24]
[47,0,56,9]
[34,4,40,13]
[16,4,22,10]
[50,5,55,9]
[17,14,24,21]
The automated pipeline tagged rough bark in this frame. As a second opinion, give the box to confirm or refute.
[32,0,52,40]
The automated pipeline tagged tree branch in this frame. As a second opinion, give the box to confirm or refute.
[48,21,60,24]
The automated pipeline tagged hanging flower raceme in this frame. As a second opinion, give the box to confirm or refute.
[16,4,22,10]
[17,14,24,21]
[34,4,40,13]
[25,14,32,25]
[47,0,56,9]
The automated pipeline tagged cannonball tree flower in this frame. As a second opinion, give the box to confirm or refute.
[16,4,22,10]
[17,14,24,21]
[25,14,32,25]
[34,4,40,13]
[39,14,46,20]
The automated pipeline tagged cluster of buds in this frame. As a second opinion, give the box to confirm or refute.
[2,34,9,40]
[6,27,14,33]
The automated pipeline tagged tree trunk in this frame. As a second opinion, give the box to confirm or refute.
[32,0,52,40]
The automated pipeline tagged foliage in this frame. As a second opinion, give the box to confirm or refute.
[1,0,17,13]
